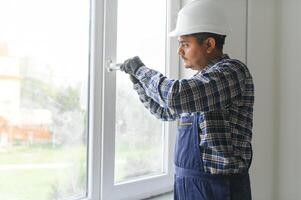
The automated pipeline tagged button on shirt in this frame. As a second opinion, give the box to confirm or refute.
[132,54,254,174]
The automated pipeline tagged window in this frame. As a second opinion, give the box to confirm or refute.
[0,0,180,199]
[0,0,90,200]
[114,0,167,184]
[101,0,180,199]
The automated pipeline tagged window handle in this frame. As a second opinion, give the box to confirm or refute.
[107,59,122,72]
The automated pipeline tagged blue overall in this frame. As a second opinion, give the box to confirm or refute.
[174,113,252,200]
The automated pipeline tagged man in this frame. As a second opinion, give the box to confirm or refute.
[120,0,254,199]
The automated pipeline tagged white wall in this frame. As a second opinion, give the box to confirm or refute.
[249,0,301,199]
[276,0,301,199]
[247,0,276,199]
[179,0,277,199]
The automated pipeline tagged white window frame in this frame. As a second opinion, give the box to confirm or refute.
[86,0,181,199]
[86,0,105,199]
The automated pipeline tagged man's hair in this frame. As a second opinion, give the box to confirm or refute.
[189,32,226,51]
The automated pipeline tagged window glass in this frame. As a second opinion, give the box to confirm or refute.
[0,0,90,199]
[115,0,167,183]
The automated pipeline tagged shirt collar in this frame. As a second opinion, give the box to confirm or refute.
[193,54,230,76]
[207,54,230,67]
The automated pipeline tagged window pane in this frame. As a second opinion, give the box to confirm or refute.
[115,0,166,183]
[0,0,90,200]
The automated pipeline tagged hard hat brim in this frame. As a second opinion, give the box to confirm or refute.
[168,27,230,37]
[168,29,180,37]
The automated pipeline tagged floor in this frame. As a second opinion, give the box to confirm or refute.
[144,192,173,200]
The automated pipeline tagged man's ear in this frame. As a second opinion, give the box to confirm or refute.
[205,37,216,53]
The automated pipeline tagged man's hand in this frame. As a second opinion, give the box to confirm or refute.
[120,56,144,75]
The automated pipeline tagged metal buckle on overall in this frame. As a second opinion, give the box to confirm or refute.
[177,121,193,126]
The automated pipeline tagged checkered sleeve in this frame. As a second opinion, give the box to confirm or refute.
[134,64,246,114]
[132,82,179,121]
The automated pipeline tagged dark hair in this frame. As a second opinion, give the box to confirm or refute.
[188,32,226,51]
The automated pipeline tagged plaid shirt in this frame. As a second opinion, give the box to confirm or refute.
[132,54,254,174]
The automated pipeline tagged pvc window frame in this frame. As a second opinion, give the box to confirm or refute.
[84,0,181,199]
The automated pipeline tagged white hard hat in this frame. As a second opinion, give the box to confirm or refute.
[169,0,231,37]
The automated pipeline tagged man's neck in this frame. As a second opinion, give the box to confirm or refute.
[208,51,223,61]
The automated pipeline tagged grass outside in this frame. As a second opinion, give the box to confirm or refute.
[0,145,87,200]
[0,139,164,200]
[115,134,164,183]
